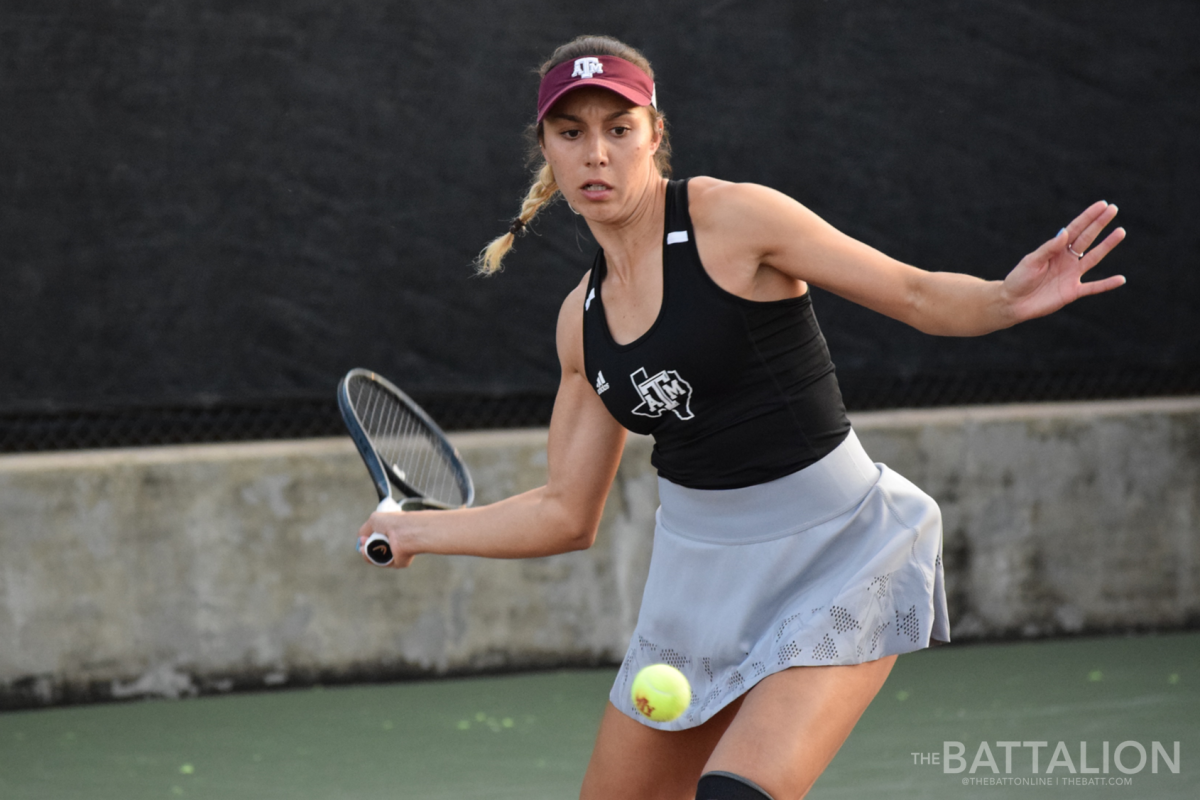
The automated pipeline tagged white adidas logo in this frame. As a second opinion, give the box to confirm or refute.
[595,371,610,395]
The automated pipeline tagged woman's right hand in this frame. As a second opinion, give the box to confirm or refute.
[352,273,627,567]
[357,508,417,569]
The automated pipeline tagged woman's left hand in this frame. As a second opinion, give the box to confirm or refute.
[1002,201,1127,324]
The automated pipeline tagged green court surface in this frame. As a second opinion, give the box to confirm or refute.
[1,632,1195,799]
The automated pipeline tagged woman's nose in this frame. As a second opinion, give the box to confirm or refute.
[584,134,608,167]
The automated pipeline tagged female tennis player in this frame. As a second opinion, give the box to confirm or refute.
[360,35,1125,800]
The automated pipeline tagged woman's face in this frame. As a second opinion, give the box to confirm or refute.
[539,86,662,224]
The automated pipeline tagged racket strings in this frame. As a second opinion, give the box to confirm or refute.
[349,377,466,506]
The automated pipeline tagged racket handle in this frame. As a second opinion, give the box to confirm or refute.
[359,497,403,566]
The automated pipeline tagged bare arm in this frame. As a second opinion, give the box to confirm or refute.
[690,180,1126,336]
[356,276,627,567]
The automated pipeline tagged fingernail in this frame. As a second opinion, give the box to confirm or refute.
[1101,200,1107,205]
[1058,228,1066,237]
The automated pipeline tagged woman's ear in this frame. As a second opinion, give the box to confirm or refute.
[649,115,664,154]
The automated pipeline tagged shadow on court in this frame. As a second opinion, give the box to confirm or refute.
[0,632,1195,799]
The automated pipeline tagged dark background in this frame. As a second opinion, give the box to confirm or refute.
[2,0,1197,450]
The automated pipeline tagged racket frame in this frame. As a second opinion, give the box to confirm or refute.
[338,368,474,566]
[337,368,474,509]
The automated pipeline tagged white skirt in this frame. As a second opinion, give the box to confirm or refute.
[609,429,950,731]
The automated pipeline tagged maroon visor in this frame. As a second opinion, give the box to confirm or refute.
[536,55,656,123]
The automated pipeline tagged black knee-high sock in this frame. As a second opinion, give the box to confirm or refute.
[695,771,775,800]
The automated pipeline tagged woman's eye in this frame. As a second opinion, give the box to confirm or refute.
[562,129,581,139]
[611,126,630,136]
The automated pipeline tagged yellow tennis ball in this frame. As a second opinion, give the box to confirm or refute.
[630,664,691,722]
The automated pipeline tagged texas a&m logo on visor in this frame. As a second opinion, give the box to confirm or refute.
[572,57,604,80]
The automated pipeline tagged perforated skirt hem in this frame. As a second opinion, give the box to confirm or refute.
[609,430,950,731]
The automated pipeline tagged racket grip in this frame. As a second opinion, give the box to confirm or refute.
[359,497,403,566]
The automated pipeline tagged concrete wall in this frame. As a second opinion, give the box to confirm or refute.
[1,397,1197,708]
[853,399,1200,639]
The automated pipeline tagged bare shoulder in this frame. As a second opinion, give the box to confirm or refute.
[687,177,807,237]
[685,177,827,281]
[555,270,591,374]
[686,175,739,222]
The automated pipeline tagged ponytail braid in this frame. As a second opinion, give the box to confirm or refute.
[475,163,559,275]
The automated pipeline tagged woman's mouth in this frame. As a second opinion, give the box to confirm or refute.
[580,182,613,199]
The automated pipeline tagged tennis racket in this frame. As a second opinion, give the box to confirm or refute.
[337,368,474,566]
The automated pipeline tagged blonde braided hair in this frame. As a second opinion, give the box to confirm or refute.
[476,163,559,276]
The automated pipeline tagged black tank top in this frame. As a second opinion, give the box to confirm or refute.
[582,178,851,490]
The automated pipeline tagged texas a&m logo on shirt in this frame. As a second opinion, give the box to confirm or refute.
[630,367,694,420]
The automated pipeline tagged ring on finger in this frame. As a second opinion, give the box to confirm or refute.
[1067,242,1085,260]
